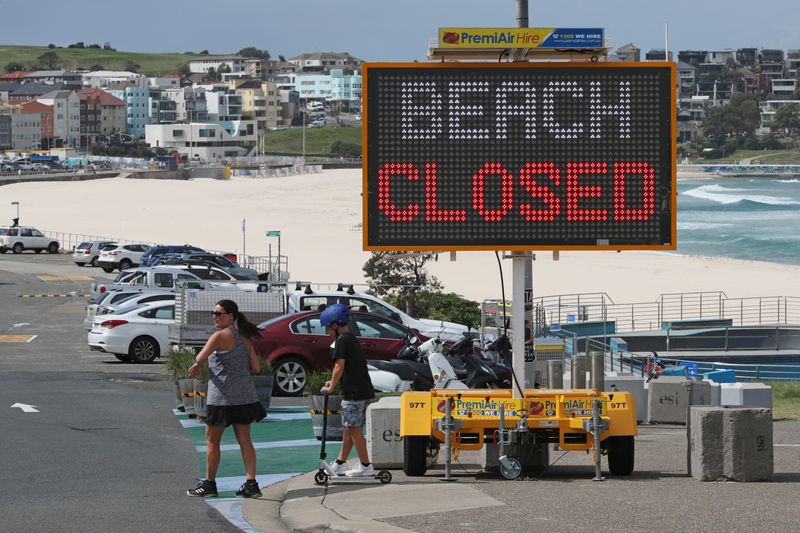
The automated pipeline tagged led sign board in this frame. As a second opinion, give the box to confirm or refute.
[362,62,676,251]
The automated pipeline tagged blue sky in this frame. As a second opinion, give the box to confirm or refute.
[4,0,798,61]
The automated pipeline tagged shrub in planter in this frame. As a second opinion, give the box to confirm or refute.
[251,358,274,416]
[163,346,205,418]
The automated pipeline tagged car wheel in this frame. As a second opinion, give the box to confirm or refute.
[0,248,6,254]
[47,242,59,254]
[129,336,159,363]
[90,256,99,267]
[274,356,310,396]
[12,243,23,254]
[119,258,133,270]
[101,267,114,273]
[114,354,131,363]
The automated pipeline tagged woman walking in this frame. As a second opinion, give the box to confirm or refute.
[187,299,266,498]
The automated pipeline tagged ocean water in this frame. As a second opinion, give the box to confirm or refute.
[678,177,800,264]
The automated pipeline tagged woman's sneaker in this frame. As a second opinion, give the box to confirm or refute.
[235,480,262,498]
[187,479,218,497]
[345,463,375,477]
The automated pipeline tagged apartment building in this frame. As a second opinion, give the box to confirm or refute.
[77,88,126,146]
[37,90,80,148]
[106,84,151,138]
[20,100,54,149]
[188,56,248,75]
[288,52,361,70]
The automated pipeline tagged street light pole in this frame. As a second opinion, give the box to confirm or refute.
[11,201,19,225]
[302,108,306,165]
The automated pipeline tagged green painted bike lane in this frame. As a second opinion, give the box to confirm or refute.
[176,407,341,498]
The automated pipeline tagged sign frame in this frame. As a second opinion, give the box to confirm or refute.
[362,61,677,252]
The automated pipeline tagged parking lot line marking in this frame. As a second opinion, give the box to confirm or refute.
[19,293,91,298]
[0,335,37,343]
[37,275,93,281]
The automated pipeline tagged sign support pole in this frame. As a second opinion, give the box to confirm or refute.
[511,252,530,399]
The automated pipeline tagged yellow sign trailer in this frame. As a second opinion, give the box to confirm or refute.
[400,388,637,479]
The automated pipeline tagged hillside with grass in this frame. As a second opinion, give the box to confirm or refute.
[260,126,362,156]
[0,44,204,76]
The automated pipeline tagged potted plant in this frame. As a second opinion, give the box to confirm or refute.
[163,346,203,419]
[306,370,343,440]
[251,357,274,417]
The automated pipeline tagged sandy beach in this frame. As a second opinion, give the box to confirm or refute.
[3,169,800,304]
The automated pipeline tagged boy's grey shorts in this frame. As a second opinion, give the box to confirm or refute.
[341,400,370,427]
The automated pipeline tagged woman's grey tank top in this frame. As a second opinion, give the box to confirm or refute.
[207,327,258,406]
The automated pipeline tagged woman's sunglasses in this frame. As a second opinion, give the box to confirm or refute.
[211,311,229,317]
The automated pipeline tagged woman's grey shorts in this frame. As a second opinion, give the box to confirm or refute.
[341,400,370,427]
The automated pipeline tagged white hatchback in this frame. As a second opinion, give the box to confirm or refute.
[72,240,116,267]
[87,301,175,363]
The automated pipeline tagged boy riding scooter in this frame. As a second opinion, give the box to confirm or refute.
[319,304,377,477]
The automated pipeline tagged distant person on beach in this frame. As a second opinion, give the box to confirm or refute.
[319,304,376,477]
[187,299,266,498]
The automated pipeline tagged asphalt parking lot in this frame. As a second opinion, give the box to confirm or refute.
[0,253,237,532]
[4,253,800,532]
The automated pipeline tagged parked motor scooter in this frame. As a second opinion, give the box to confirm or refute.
[369,331,506,391]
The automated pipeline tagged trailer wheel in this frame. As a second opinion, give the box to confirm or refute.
[606,436,635,476]
[500,456,523,480]
[404,436,429,476]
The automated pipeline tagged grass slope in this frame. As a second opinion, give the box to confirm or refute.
[0,44,203,76]
[260,126,362,155]
[769,382,800,421]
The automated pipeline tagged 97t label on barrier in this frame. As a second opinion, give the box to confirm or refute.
[363,62,676,251]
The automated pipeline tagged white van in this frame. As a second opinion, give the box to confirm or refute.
[286,286,469,342]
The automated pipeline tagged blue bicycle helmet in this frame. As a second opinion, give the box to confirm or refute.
[319,303,351,327]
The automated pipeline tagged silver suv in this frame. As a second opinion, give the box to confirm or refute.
[0,226,60,254]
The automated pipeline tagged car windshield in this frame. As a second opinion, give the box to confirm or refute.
[103,245,119,252]
[76,242,91,249]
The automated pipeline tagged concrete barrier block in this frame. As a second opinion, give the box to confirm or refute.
[365,396,404,469]
[648,378,711,424]
[720,383,773,409]
[688,407,725,481]
[604,373,647,422]
[723,408,773,482]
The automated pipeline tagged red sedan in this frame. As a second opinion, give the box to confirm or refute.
[253,310,422,396]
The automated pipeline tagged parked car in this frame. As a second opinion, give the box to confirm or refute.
[30,163,50,172]
[287,286,469,343]
[252,310,422,396]
[153,252,259,280]
[0,226,60,254]
[97,243,151,272]
[72,240,117,267]
[87,301,176,363]
[139,245,205,267]
[84,290,175,330]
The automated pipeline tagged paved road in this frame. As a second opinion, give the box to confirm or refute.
[0,254,237,532]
